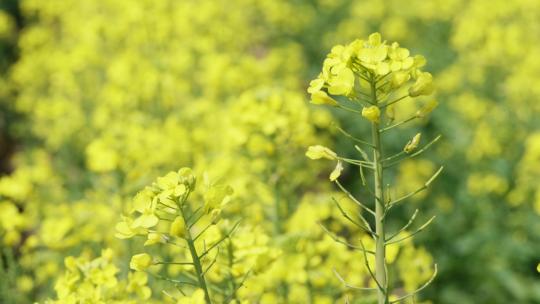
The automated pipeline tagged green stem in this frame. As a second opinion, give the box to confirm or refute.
[370,75,388,304]
[227,240,238,301]
[186,236,212,304]
[181,209,212,304]
[307,275,315,304]
[272,178,290,302]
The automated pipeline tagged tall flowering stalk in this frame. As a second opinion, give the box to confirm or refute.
[307,33,441,303]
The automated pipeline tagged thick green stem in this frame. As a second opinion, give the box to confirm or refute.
[186,236,212,304]
[370,76,388,304]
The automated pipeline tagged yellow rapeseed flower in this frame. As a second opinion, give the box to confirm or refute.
[144,232,166,246]
[130,253,152,272]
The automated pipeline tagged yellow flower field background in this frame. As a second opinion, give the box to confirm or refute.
[0,0,539,303]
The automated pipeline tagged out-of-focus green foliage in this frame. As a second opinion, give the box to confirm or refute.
[0,0,539,303]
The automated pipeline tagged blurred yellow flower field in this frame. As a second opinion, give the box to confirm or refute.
[0,0,539,303]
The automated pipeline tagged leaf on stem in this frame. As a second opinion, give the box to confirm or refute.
[333,268,377,291]
[332,197,375,236]
[389,264,438,303]
[318,222,375,255]
[386,166,444,210]
[386,215,436,245]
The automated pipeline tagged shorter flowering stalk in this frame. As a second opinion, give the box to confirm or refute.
[116,167,242,303]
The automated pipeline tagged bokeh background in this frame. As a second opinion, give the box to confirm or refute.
[0,0,539,303]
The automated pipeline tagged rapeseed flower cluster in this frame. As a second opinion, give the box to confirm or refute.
[307,33,440,303]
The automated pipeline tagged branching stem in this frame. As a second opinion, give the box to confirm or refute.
[381,95,409,108]
[379,116,417,133]
[334,125,375,148]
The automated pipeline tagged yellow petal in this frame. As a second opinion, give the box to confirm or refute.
[328,68,354,96]
[115,221,135,239]
[144,232,165,246]
[130,253,152,271]
[169,216,186,238]
[156,171,179,190]
[368,32,382,46]
[310,91,338,106]
[329,161,344,181]
[132,213,159,229]
[174,184,187,197]
[307,78,325,94]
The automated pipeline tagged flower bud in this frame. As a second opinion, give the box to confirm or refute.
[329,161,343,181]
[210,208,222,225]
[409,72,434,97]
[404,133,422,153]
[391,71,411,89]
[178,167,196,189]
[362,106,381,123]
[306,145,337,160]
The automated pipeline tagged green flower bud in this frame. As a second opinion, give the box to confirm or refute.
[178,167,196,189]
[210,208,222,225]
[404,133,422,153]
